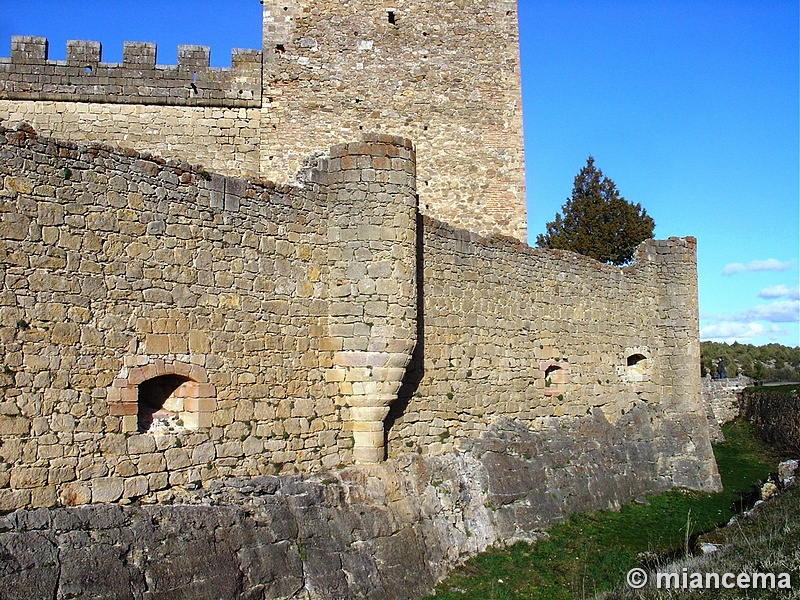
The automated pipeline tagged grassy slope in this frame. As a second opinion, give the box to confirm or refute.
[597,485,800,599]
[424,422,785,600]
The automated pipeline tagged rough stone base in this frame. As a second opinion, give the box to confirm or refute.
[0,409,719,600]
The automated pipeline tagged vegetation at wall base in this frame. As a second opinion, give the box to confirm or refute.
[596,482,800,599]
[741,383,800,454]
[701,341,800,382]
[424,422,783,600]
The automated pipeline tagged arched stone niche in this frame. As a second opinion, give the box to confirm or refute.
[540,359,570,397]
[618,347,651,383]
[107,359,216,433]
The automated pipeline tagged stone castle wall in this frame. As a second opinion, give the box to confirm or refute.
[703,377,748,426]
[0,125,420,509]
[0,101,263,177]
[0,37,262,106]
[0,126,719,515]
[387,221,718,496]
[0,126,720,598]
[0,5,723,595]
[0,38,263,177]
[702,376,749,442]
[0,0,527,241]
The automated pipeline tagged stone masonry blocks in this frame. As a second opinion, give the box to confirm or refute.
[0,37,261,107]
[0,8,723,590]
[109,360,216,433]
[123,41,157,66]
[327,133,418,464]
[0,122,717,515]
[0,2,526,240]
[258,1,527,240]
[10,36,47,63]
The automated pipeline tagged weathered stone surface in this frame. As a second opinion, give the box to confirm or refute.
[702,376,749,442]
[2,480,432,600]
[57,537,138,600]
[57,483,91,507]
[0,3,524,240]
[0,5,720,595]
[0,531,60,600]
[0,126,718,518]
[0,406,713,600]
[0,38,261,108]
[91,478,124,503]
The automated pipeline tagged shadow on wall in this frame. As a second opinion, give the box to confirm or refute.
[137,374,191,433]
[385,211,426,455]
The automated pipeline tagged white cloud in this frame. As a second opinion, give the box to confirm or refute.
[759,285,800,300]
[701,299,799,344]
[721,259,795,276]
[700,322,765,343]
[700,322,787,344]
[732,300,800,323]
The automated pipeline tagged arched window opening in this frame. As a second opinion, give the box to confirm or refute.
[108,359,217,433]
[544,365,561,383]
[540,360,569,397]
[138,374,191,433]
[620,350,650,383]
[627,354,647,367]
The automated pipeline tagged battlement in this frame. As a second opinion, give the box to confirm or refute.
[0,2,530,239]
[0,7,721,596]
[0,36,262,107]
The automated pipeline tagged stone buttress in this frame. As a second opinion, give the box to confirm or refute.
[320,134,418,464]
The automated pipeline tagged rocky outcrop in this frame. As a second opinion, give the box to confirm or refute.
[0,406,716,599]
[1,474,427,600]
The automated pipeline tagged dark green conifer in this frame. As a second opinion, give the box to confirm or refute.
[536,157,655,265]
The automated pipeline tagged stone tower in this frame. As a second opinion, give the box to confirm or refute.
[0,2,527,241]
[260,1,527,240]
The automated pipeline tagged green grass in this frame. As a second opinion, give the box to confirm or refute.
[750,383,800,394]
[596,484,800,599]
[424,421,783,600]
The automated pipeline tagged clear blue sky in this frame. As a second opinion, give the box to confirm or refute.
[2,0,798,347]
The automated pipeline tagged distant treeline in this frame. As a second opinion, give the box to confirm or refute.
[701,341,800,382]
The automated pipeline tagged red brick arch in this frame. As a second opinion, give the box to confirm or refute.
[108,359,216,433]
[540,359,570,397]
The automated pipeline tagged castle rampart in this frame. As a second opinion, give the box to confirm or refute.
[0,125,720,597]
[0,125,719,514]
[0,4,723,595]
[1,36,262,106]
[0,0,528,241]
[388,221,718,498]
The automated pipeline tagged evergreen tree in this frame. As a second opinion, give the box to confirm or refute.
[536,157,655,265]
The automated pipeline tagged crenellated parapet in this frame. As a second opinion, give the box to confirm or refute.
[0,1,529,240]
[0,36,262,107]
